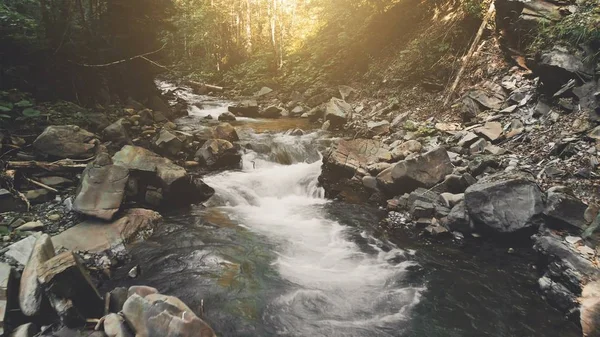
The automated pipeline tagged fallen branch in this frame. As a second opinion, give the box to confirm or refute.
[7,160,87,172]
[25,177,59,193]
[187,80,224,93]
[71,43,167,68]
[443,1,496,107]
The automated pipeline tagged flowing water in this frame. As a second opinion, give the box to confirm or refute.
[107,82,582,336]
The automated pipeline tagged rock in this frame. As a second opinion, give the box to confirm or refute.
[16,221,43,232]
[254,87,273,97]
[306,92,331,107]
[38,176,73,188]
[195,139,241,169]
[10,323,38,337]
[0,263,18,336]
[338,85,357,101]
[51,327,106,337]
[217,112,236,122]
[73,153,129,220]
[367,162,391,175]
[589,126,600,141]
[321,120,331,131]
[465,171,544,234]
[128,286,158,298]
[431,173,475,194]
[362,176,378,190]
[146,96,172,117]
[33,125,97,159]
[212,123,239,142]
[260,106,283,118]
[324,98,352,127]
[20,234,54,317]
[544,191,588,231]
[440,193,464,208]
[391,112,410,129]
[102,119,131,147]
[290,106,305,116]
[581,281,600,337]
[103,313,133,337]
[458,132,479,147]
[390,140,422,161]
[47,214,61,222]
[469,138,487,154]
[112,145,185,189]
[122,293,216,337]
[228,100,259,117]
[474,122,503,142]
[425,221,450,237]
[37,252,104,327]
[538,47,594,92]
[153,129,184,156]
[367,121,390,136]
[108,288,128,313]
[5,234,40,265]
[25,189,52,204]
[52,208,162,252]
[467,82,507,110]
[444,201,472,233]
[377,147,454,196]
[0,189,26,213]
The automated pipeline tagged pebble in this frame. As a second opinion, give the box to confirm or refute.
[128,265,139,278]
[47,214,61,221]
[565,236,583,245]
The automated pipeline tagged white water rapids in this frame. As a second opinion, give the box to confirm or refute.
[202,131,424,336]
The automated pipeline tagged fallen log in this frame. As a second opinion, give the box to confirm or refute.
[187,80,224,94]
[7,160,87,172]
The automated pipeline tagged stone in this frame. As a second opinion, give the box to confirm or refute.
[52,327,106,337]
[103,313,133,337]
[411,200,435,219]
[444,201,472,233]
[260,106,283,118]
[195,139,241,169]
[73,153,129,220]
[112,146,186,189]
[128,286,158,298]
[465,171,544,234]
[425,222,450,236]
[122,293,216,337]
[581,281,600,337]
[377,147,454,196]
[212,123,239,142]
[589,126,600,141]
[458,132,479,147]
[146,96,172,117]
[474,122,503,142]
[254,87,273,97]
[37,252,104,327]
[391,112,410,129]
[306,92,331,107]
[290,106,304,116]
[321,120,331,131]
[33,125,96,159]
[367,162,392,175]
[440,193,464,208]
[52,209,162,253]
[108,288,128,313]
[390,140,422,161]
[154,129,184,156]
[16,221,43,232]
[544,191,588,231]
[362,176,378,190]
[324,98,351,127]
[25,189,52,204]
[467,82,507,110]
[10,323,38,337]
[228,100,259,117]
[367,121,390,136]
[38,176,73,188]
[5,234,41,265]
[102,119,131,147]
[338,85,357,101]
[538,47,594,92]
[20,234,54,317]
[0,263,18,336]
[217,112,236,122]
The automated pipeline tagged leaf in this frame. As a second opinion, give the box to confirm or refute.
[14,100,33,108]
[0,114,11,119]
[22,108,41,117]
[0,106,11,112]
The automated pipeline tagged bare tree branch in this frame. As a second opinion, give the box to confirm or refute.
[70,43,168,68]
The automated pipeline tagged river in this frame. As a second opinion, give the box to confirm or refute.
[106,82,581,337]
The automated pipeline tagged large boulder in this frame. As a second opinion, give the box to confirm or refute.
[319,139,390,202]
[324,98,352,127]
[465,171,544,234]
[33,125,97,159]
[538,47,595,92]
[19,234,55,317]
[195,139,241,169]
[122,292,216,337]
[377,147,454,196]
[153,129,184,157]
[73,153,129,220]
[53,208,162,252]
[37,252,104,327]
[228,100,258,117]
[112,146,186,189]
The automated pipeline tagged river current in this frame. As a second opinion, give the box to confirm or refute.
[106,82,581,337]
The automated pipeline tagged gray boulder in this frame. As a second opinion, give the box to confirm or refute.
[444,201,472,233]
[538,47,595,92]
[228,100,258,117]
[102,119,131,147]
[33,125,97,159]
[113,146,186,189]
[73,153,129,220]
[465,171,544,234]
[324,98,352,127]
[377,147,454,196]
[195,139,241,168]
[212,123,239,142]
[19,234,55,317]
[103,313,133,337]
[544,191,588,232]
[154,129,184,157]
[260,106,284,118]
[0,263,17,336]
[218,111,236,122]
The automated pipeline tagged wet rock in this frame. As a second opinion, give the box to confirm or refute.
[10,323,39,337]
[377,147,454,196]
[122,293,216,337]
[581,281,600,337]
[52,208,162,252]
[20,234,54,317]
[465,171,544,234]
[474,122,503,142]
[367,121,390,136]
[74,153,129,220]
[153,129,184,157]
[33,125,97,159]
[217,112,236,122]
[212,123,239,142]
[0,263,18,336]
[112,145,185,188]
[324,98,351,127]
[103,313,133,337]
[260,106,283,118]
[544,191,588,232]
[195,139,241,169]
[102,119,131,147]
[444,201,472,233]
[424,220,450,237]
[390,140,422,161]
[37,252,104,327]
[108,288,128,313]
[228,100,259,117]
[538,276,577,312]
[51,327,106,337]
[440,193,464,208]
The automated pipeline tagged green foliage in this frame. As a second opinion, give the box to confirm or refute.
[14,100,33,108]
[21,108,41,117]
[462,0,486,19]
